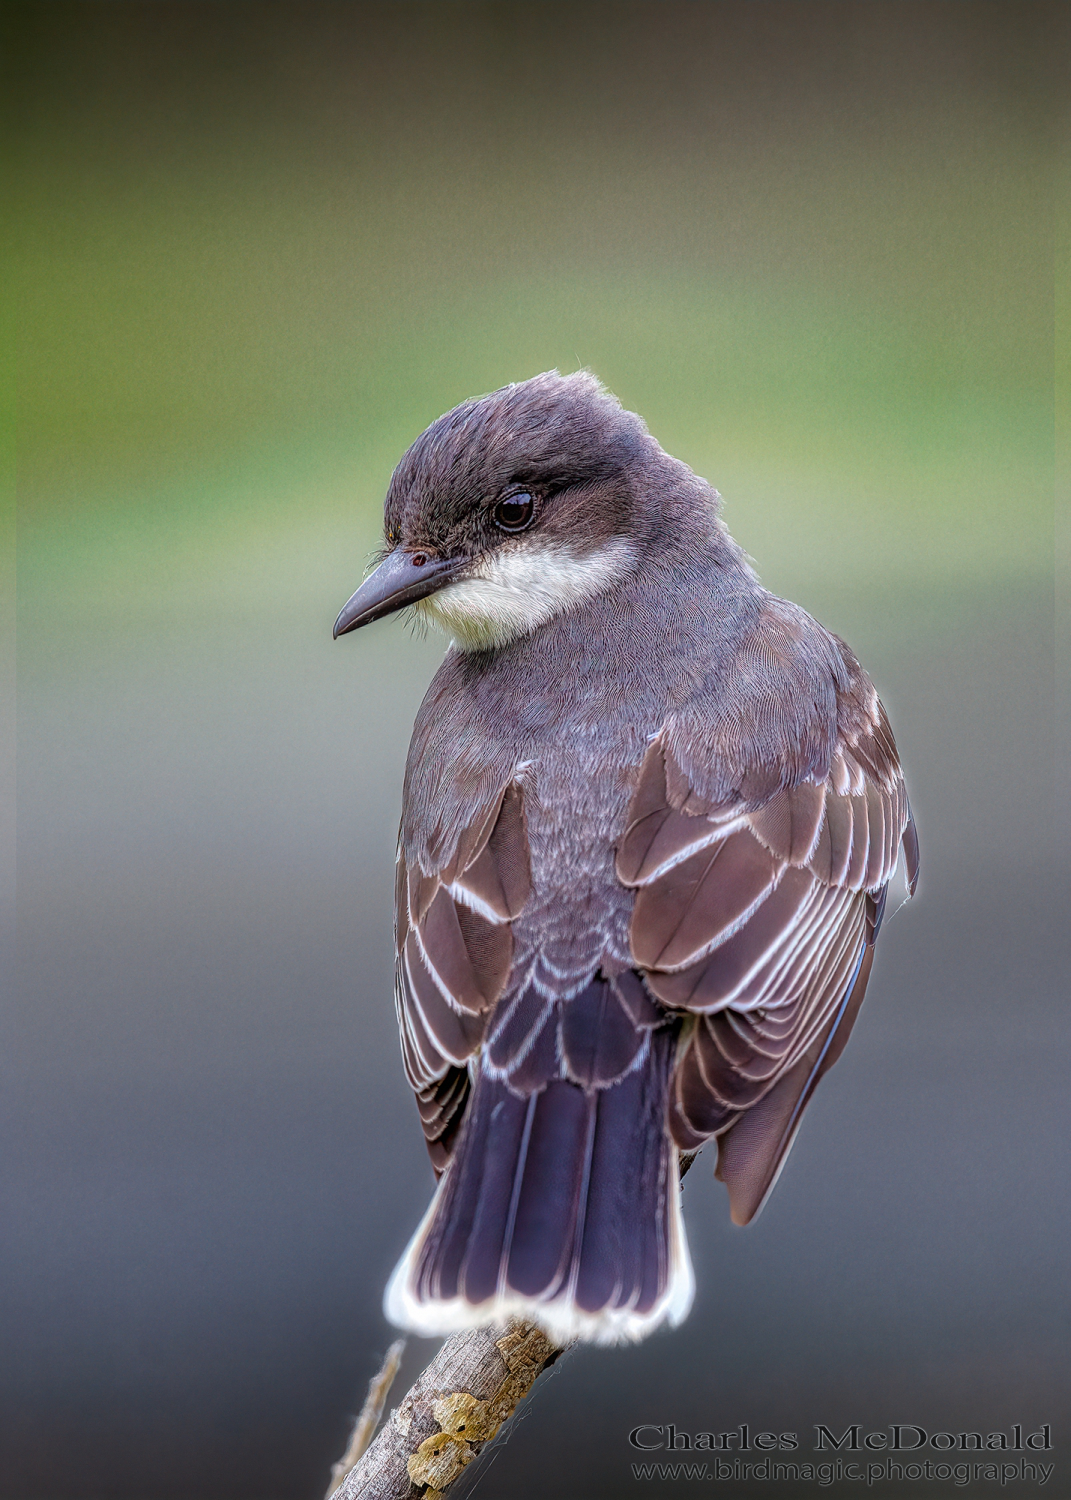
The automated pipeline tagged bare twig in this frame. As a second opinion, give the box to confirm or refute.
[329,1321,563,1500]
[326,1338,408,1499]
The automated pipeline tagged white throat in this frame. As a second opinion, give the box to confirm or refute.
[415,538,635,651]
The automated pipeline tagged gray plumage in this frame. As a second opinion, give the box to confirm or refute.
[334,371,918,1345]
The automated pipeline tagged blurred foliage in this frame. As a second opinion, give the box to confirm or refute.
[13,1,1056,619]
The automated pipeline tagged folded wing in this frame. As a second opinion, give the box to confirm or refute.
[395,782,531,1171]
[618,693,918,1225]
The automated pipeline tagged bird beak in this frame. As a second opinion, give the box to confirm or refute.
[333,548,461,638]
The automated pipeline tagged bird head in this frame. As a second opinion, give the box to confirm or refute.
[333,371,656,651]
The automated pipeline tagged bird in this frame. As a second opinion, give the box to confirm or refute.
[333,371,918,1347]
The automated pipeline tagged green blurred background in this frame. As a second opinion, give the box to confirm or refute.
[9,4,1064,1498]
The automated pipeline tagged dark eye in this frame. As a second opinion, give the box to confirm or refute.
[493,492,535,532]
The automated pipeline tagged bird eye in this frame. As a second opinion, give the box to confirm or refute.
[493,493,535,532]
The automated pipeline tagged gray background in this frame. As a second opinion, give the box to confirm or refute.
[9,3,1065,1497]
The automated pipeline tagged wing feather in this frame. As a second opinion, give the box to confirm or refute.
[403,930,487,1065]
[414,889,498,1015]
[395,783,532,1167]
[453,783,531,919]
[621,666,915,1222]
[714,943,876,1224]
[630,830,781,971]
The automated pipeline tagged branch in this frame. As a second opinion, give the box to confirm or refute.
[329,1158,698,1496]
[328,1322,563,1500]
[326,1337,408,1499]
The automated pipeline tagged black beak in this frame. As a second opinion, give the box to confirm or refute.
[333,548,461,638]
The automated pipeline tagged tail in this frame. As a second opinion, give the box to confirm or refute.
[384,1027,694,1346]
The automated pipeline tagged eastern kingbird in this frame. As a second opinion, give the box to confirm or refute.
[334,372,918,1346]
